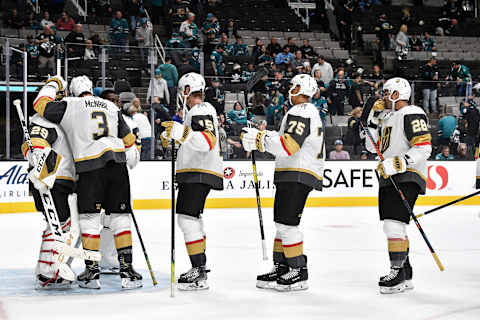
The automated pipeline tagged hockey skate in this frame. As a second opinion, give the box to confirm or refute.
[256,263,289,289]
[120,264,143,289]
[77,262,101,289]
[379,267,406,294]
[177,266,209,291]
[403,257,414,290]
[35,274,73,290]
[275,267,308,292]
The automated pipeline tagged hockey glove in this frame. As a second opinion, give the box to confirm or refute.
[376,156,407,179]
[241,127,266,152]
[45,75,67,92]
[29,147,62,192]
[161,121,191,144]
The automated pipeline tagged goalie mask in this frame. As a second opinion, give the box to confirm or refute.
[177,72,206,112]
[288,74,318,105]
[382,77,411,110]
[69,75,93,97]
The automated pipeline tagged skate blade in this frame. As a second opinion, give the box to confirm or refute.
[177,280,209,291]
[256,280,277,289]
[275,281,308,292]
[77,279,101,290]
[100,267,120,275]
[379,282,406,294]
[35,280,73,290]
[404,280,414,291]
[121,279,143,290]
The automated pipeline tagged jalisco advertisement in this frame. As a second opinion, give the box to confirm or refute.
[0,161,477,213]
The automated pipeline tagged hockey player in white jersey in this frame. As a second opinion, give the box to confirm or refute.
[241,74,324,291]
[364,77,432,294]
[21,90,78,289]
[161,72,223,290]
[33,75,142,290]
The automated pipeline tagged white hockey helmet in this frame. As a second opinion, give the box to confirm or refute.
[383,77,411,104]
[178,72,205,98]
[288,74,318,105]
[69,75,93,97]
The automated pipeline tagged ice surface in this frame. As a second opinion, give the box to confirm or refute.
[0,206,479,320]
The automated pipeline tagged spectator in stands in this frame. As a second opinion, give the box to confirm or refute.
[150,0,165,25]
[56,11,75,31]
[300,39,317,59]
[147,69,170,105]
[173,108,183,123]
[311,55,334,84]
[368,64,385,92]
[275,46,294,68]
[157,56,178,110]
[36,26,61,75]
[252,39,264,61]
[455,143,472,160]
[257,45,273,66]
[40,11,55,29]
[169,0,191,33]
[166,32,186,48]
[177,56,197,78]
[286,37,298,55]
[267,37,282,57]
[422,32,436,51]
[64,24,85,58]
[95,0,113,18]
[420,57,439,113]
[435,145,454,160]
[221,18,238,39]
[130,100,153,160]
[202,13,220,42]
[442,0,460,20]
[349,73,364,109]
[334,0,354,52]
[448,62,472,97]
[211,44,225,76]
[227,102,254,127]
[231,36,248,56]
[5,8,23,29]
[409,34,422,51]
[460,98,480,154]
[189,47,201,71]
[437,113,457,147]
[267,71,289,97]
[345,107,363,155]
[241,64,255,83]
[291,50,306,73]
[125,0,141,33]
[266,89,285,128]
[327,70,349,116]
[313,70,327,95]
[136,18,153,63]
[400,7,413,27]
[329,140,350,160]
[180,12,199,48]
[312,89,328,127]
[395,24,409,58]
[84,40,96,60]
[375,13,393,50]
[26,35,39,75]
[110,11,129,53]
[205,78,225,114]
[360,150,369,160]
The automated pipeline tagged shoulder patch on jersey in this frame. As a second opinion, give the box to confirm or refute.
[282,114,311,154]
[404,113,431,146]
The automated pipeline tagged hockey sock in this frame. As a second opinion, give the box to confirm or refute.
[80,214,101,262]
[178,214,206,267]
[276,223,306,268]
[110,213,133,266]
[388,238,408,268]
[273,232,286,265]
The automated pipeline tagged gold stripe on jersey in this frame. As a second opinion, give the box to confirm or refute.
[282,133,300,155]
[122,132,136,147]
[203,130,217,149]
[33,96,54,117]
[406,168,426,182]
[74,147,125,162]
[176,168,224,178]
[274,168,323,181]
[38,153,62,182]
[410,133,432,146]
[56,176,75,181]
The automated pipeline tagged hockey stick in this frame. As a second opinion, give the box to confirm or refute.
[14,99,101,266]
[244,68,269,260]
[130,211,157,286]
[413,190,480,220]
[170,140,176,297]
[360,121,444,271]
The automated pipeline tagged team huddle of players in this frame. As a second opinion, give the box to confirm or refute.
[25,71,431,294]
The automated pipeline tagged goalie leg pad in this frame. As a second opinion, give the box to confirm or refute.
[178,214,206,267]
[276,223,306,268]
[383,219,408,268]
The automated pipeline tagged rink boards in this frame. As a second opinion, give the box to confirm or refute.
[0,161,477,213]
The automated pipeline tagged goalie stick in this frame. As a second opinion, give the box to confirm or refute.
[14,99,102,273]
[244,67,269,260]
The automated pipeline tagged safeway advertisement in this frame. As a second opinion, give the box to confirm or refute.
[0,161,476,205]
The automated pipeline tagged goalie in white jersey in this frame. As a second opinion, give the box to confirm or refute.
[364,77,432,294]
[33,75,142,290]
[242,74,324,291]
[161,73,223,291]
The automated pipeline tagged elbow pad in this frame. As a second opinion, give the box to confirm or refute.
[405,144,432,166]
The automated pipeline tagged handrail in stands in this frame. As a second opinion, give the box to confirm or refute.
[143,7,166,65]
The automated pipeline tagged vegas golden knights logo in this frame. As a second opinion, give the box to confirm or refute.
[380,127,392,153]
